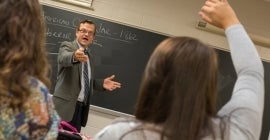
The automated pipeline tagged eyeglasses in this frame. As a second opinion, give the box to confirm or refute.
[78,29,94,35]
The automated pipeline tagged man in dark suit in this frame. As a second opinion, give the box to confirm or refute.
[53,20,121,132]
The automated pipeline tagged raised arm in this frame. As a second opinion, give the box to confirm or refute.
[199,0,264,139]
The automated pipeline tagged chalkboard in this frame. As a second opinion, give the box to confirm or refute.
[42,5,270,140]
[42,5,167,114]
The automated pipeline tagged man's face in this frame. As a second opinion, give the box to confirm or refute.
[76,23,95,48]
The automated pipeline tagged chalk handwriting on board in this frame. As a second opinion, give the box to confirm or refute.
[44,14,70,26]
[46,27,72,40]
[93,40,103,47]
[120,29,138,41]
[44,14,139,45]
[96,23,138,43]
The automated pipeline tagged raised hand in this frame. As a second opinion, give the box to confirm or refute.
[198,0,240,29]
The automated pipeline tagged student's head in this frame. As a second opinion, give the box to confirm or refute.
[135,37,218,139]
[0,0,51,107]
[76,20,96,48]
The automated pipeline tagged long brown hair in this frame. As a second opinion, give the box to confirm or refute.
[0,0,51,108]
[134,37,218,140]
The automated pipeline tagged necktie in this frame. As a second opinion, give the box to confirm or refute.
[83,60,90,105]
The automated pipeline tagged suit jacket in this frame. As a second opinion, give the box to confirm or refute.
[53,40,104,126]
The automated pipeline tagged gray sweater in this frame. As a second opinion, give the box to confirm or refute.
[93,24,265,140]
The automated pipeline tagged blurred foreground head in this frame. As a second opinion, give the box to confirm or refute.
[135,36,218,139]
[0,0,51,108]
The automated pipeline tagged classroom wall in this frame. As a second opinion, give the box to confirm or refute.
[40,0,270,137]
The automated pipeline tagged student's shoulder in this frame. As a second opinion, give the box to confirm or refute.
[28,77,50,100]
[93,117,138,140]
[105,117,138,131]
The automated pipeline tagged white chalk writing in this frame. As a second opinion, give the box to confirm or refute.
[46,27,72,40]
[44,14,139,45]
